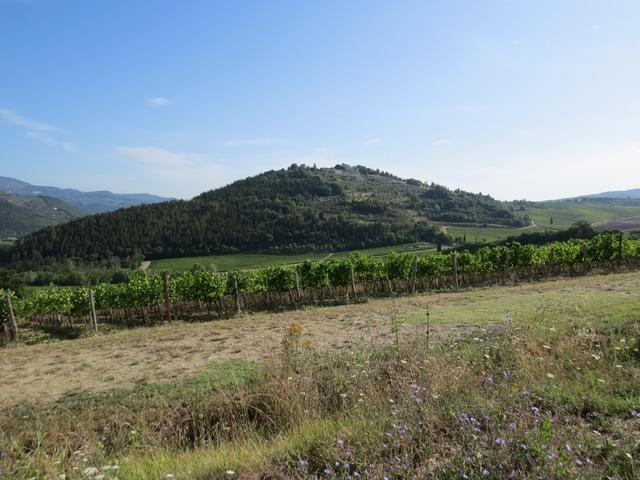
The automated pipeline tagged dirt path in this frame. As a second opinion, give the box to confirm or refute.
[139,260,151,271]
[1,272,639,408]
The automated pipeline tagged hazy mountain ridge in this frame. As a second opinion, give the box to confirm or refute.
[586,188,640,200]
[0,176,171,214]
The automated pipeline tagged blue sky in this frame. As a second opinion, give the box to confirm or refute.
[1,0,640,200]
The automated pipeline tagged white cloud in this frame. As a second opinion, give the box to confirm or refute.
[114,146,229,198]
[114,146,205,169]
[0,107,58,132]
[223,137,282,148]
[0,106,76,152]
[26,131,76,152]
[363,137,382,147]
[431,138,452,147]
[148,97,170,107]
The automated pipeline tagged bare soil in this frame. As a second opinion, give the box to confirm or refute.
[594,216,640,232]
[2,272,638,408]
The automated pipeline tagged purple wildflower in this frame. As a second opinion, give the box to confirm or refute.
[495,438,507,447]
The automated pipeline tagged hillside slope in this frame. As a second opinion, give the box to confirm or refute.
[588,187,640,199]
[5,164,529,264]
[0,176,170,214]
[0,193,85,239]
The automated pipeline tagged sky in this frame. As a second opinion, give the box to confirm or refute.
[1,0,640,201]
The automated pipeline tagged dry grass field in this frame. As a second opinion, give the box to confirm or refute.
[2,271,638,409]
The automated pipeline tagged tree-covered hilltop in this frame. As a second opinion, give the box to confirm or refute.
[4,164,529,265]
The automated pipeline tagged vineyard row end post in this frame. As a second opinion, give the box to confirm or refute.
[294,270,302,301]
[162,272,173,322]
[89,289,98,333]
[350,264,357,302]
[618,233,623,269]
[5,294,18,343]
[234,277,241,314]
[411,256,418,294]
[453,252,459,291]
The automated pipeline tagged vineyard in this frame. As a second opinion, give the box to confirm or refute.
[2,233,639,339]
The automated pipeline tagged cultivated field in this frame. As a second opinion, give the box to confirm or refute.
[148,242,435,272]
[527,200,640,229]
[595,216,640,233]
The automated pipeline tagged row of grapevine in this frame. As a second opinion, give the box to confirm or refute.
[3,233,639,334]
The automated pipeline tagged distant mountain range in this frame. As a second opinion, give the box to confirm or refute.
[586,188,640,200]
[0,192,85,239]
[0,176,171,214]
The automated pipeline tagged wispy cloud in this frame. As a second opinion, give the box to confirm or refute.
[223,137,282,148]
[114,145,229,198]
[0,106,76,151]
[431,138,453,147]
[26,131,76,152]
[148,97,170,107]
[363,137,382,147]
[0,107,58,132]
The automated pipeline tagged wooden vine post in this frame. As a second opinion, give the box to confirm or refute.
[350,264,357,302]
[425,305,430,351]
[618,233,623,269]
[294,270,302,301]
[411,256,418,294]
[452,252,459,291]
[234,277,241,314]
[89,289,98,333]
[5,294,18,343]
[162,272,173,322]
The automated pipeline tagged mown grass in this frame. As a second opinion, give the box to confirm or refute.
[149,252,331,273]
[148,243,435,273]
[444,225,538,243]
[443,201,640,244]
[528,201,640,230]
[2,277,639,479]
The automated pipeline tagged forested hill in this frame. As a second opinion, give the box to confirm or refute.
[0,193,85,239]
[5,164,529,265]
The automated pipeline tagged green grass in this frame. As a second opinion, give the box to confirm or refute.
[443,200,640,244]
[148,242,435,272]
[528,200,640,229]
[444,225,540,243]
[148,252,331,272]
[23,285,75,296]
[58,358,261,407]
